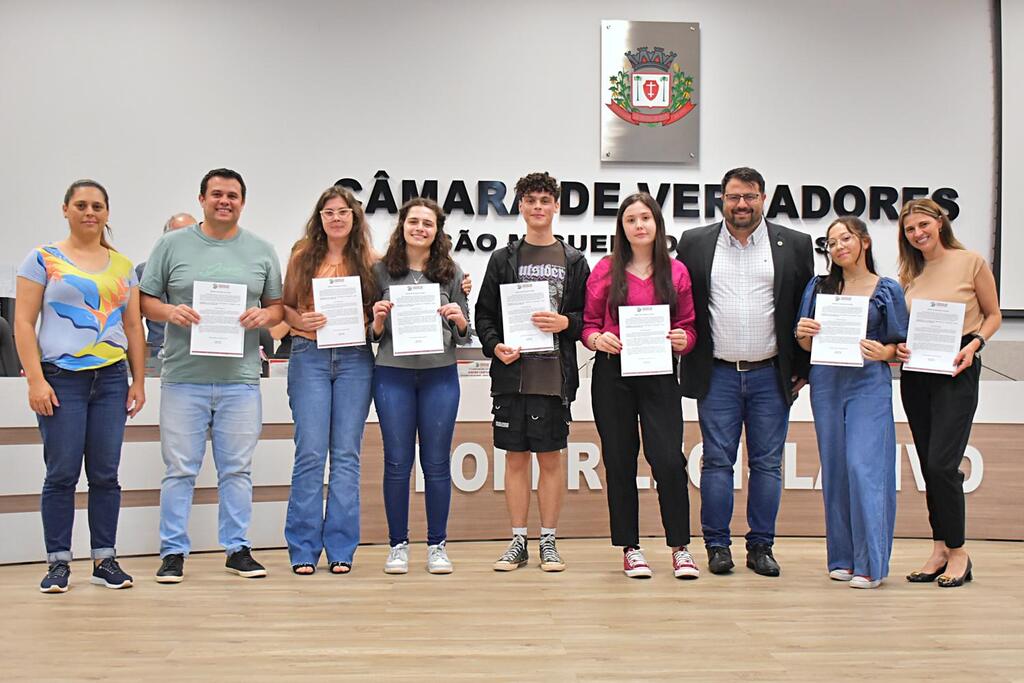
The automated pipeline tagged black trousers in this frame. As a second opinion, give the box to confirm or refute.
[591,353,691,548]
[899,352,981,549]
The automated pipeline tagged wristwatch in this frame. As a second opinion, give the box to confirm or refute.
[968,333,987,352]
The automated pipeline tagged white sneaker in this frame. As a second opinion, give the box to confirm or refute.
[384,542,409,574]
[850,575,882,589]
[427,542,453,574]
[829,568,854,581]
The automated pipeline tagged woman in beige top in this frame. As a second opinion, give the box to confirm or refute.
[894,198,1001,588]
[281,186,377,575]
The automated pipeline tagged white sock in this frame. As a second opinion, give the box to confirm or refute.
[541,527,556,538]
[512,527,528,538]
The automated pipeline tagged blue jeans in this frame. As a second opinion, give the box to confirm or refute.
[285,338,374,565]
[37,361,128,563]
[159,382,262,557]
[373,364,459,547]
[697,363,790,549]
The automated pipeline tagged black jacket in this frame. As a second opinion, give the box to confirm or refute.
[676,220,814,405]
[474,238,590,403]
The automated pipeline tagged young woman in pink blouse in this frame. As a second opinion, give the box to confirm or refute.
[582,192,699,580]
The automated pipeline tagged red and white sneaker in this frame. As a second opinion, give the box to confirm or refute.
[623,548,653,578]
[672,548,700,580]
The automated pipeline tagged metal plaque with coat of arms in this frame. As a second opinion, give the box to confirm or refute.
[601,20,700,163]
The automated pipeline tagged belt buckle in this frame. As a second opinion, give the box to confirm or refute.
[735,360,751,372]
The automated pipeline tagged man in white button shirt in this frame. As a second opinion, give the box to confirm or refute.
[676,167,814,577]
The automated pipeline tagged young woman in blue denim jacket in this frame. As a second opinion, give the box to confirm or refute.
[282,186,377,575]
[15,179,146,593]
[370,198,471,574]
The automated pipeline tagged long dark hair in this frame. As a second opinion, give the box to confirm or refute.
[817,216,876,295]
[896,198,965,288]
[288,186,376,315]
[63,179,115,250]
[608,193,677,319]
[382,198,456,285]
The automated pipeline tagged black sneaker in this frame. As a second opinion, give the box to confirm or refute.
[226,547,267,578]
[746,544,781,577]
[493,535,529,571]
[538,534,566,572]
[155,553,185,584]
[91,557,133,589]
[707,546,735,575]
[39,561,71,593]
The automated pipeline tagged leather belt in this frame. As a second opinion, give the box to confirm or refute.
[714,357,775,372]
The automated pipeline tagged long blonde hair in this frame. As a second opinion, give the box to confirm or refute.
[896,198,965,287]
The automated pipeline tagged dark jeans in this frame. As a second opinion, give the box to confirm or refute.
[697,362,791,549]
[373,364,460,546]
[37,361,128,562]
[591,353,691,548]
[900,351,981,549]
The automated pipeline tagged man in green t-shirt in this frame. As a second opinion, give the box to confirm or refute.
[140,168,283,583]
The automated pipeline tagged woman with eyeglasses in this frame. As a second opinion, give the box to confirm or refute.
[370,198,470,575]
[894,199,1000,588]
[15,179,146,593]
[582,193,699,580]
[282,186,377,575]
[794,216,908,589]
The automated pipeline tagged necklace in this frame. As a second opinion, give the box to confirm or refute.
[411,270,425,284]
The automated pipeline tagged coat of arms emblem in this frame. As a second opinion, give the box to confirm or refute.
[607,46,695,127]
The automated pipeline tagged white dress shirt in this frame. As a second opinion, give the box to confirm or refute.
[708,219,777,362]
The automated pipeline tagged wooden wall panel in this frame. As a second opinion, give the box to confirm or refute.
[2,419,1021,542]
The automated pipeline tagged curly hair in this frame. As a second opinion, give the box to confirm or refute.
[514,172,559,199]
[382,198,456,285]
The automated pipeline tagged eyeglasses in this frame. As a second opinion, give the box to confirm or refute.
[320,208,353,219]
[826,233,858,251]
[723,193,761,204]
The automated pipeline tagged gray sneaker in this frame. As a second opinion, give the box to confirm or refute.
[384,541,409,574]
[427,541,453,574]
[539,534,566,572]
[493,535,528,571]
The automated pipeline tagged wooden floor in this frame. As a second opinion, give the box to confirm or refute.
[2,538,1022,681]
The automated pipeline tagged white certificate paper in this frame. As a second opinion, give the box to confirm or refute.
[500,281,554,352]
[904,299,966,375]
[619,305,672,376]
[810,294,870,368]
[190,281,245,358]
[312,276,365,349]
[390,283,443,356]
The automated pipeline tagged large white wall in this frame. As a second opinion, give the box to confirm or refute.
[0,0,1000,317]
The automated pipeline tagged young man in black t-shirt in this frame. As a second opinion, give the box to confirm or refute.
[474,172,590,572]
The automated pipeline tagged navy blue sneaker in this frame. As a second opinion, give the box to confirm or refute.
[91,557,133,589]
[40,561,71,593]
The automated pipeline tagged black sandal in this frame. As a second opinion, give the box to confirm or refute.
[329,562,351,574]
[292,563,316,575]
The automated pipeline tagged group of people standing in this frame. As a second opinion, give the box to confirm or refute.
[14,166,999,594]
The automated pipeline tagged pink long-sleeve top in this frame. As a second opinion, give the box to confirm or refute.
[581,256,697,355]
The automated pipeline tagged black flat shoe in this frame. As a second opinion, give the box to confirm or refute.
[937,559,972,588]
[292,563,316,575]
[906,564,947,583]
[746,544,781,577]
[330,562,352,575]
